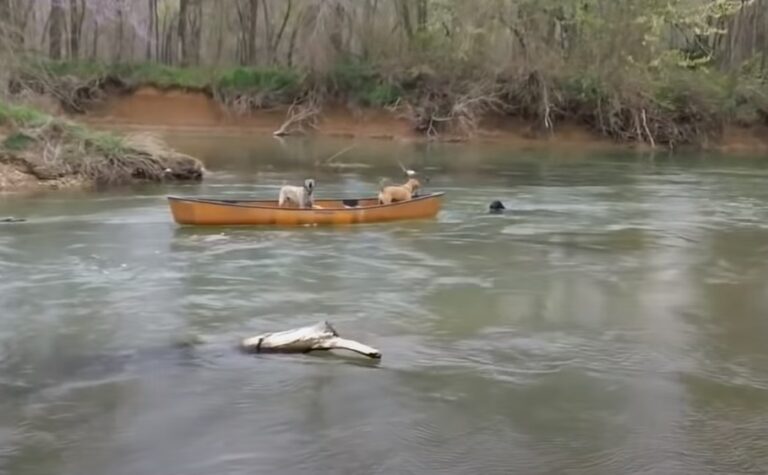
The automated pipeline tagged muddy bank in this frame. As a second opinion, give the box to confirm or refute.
[77,87,768,154]
[80,87,622,150]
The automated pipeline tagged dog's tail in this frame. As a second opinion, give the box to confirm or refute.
[378,177,392,191]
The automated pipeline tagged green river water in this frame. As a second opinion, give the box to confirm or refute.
[1,134,767,474]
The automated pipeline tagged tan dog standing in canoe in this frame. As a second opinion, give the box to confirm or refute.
[378,178,421,205]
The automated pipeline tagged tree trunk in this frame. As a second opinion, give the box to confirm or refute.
[154,0,161,60]
[187,0,202,65]
[4,0,32,49]
[90,17,99,60]
[286,12,300,67]
[178,0,188,64]
[262,0,272,64]
[329,3,345,54]
[361,0,378,59]
[146,0,155,61]
[215,4,225,65]
[397,0,413,41]
[248,0,259,64]
[49,0,65,60]
[0,0,9,48]
[271,0,292,65]
[68,0,85,60]
[162,13,177,64]
[416,0,427,33]
[115,0,124,62]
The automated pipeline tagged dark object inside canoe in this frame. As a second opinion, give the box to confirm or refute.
[0,217,26,223]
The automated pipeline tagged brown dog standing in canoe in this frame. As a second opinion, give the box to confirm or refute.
[378,178,421,205]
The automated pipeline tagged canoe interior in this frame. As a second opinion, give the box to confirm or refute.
[168,193,443,210]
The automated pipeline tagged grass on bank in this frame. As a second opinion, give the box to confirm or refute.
[0,101,203,185]
[18,59,404,106]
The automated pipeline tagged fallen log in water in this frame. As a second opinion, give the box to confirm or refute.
[240,321,381,359]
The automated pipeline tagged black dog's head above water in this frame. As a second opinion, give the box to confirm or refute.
[489,200,506,214]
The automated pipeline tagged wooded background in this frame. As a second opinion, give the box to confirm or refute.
[0,0,766,75]
[2,1,767,146]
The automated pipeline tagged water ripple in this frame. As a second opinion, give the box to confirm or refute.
[2,154,768,474]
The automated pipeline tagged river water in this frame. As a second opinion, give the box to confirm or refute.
[1,134,768,474]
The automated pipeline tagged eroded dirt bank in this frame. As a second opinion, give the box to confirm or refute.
[76,87,768,154]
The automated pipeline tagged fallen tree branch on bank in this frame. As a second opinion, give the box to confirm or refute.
[273,95,321,136]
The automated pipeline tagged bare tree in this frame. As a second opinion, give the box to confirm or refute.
[416,0,427,33]
[177,0,204,65]
[49,0,65,60]
[114,0,125,62]
[178,0,188,64]
[146,0,156,61]
[0,0,763,85]
[68,0,86,59]
[0,0,9,47]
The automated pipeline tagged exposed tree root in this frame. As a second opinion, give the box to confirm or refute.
[393,81,503,139]
[11,71,129,113]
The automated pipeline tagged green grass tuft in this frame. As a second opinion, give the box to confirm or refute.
[329,60,402,106]
[69,124,128,156]
[215,67,301,93]
[0,102,50,127]
[2,133,35,151]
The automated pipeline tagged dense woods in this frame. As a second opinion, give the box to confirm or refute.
[2,0,768,146]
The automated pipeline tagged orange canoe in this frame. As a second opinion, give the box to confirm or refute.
[167,192,444,226]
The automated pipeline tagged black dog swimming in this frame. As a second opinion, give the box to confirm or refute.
[488,200,506,214]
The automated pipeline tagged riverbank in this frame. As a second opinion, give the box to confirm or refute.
[73,86,768,154]
[10,61,768,153]
[0,101,204,192]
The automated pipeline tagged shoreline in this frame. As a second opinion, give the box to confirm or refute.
[4,84,768,194]
[73,87,768,154]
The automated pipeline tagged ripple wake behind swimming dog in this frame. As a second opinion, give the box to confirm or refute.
[278,178,315,208]
[378,178,421,205]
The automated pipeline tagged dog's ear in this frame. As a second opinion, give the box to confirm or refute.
[304,178,315,191]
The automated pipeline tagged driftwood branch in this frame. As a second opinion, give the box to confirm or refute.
[240,321,381,359]
[273,96,321,136]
